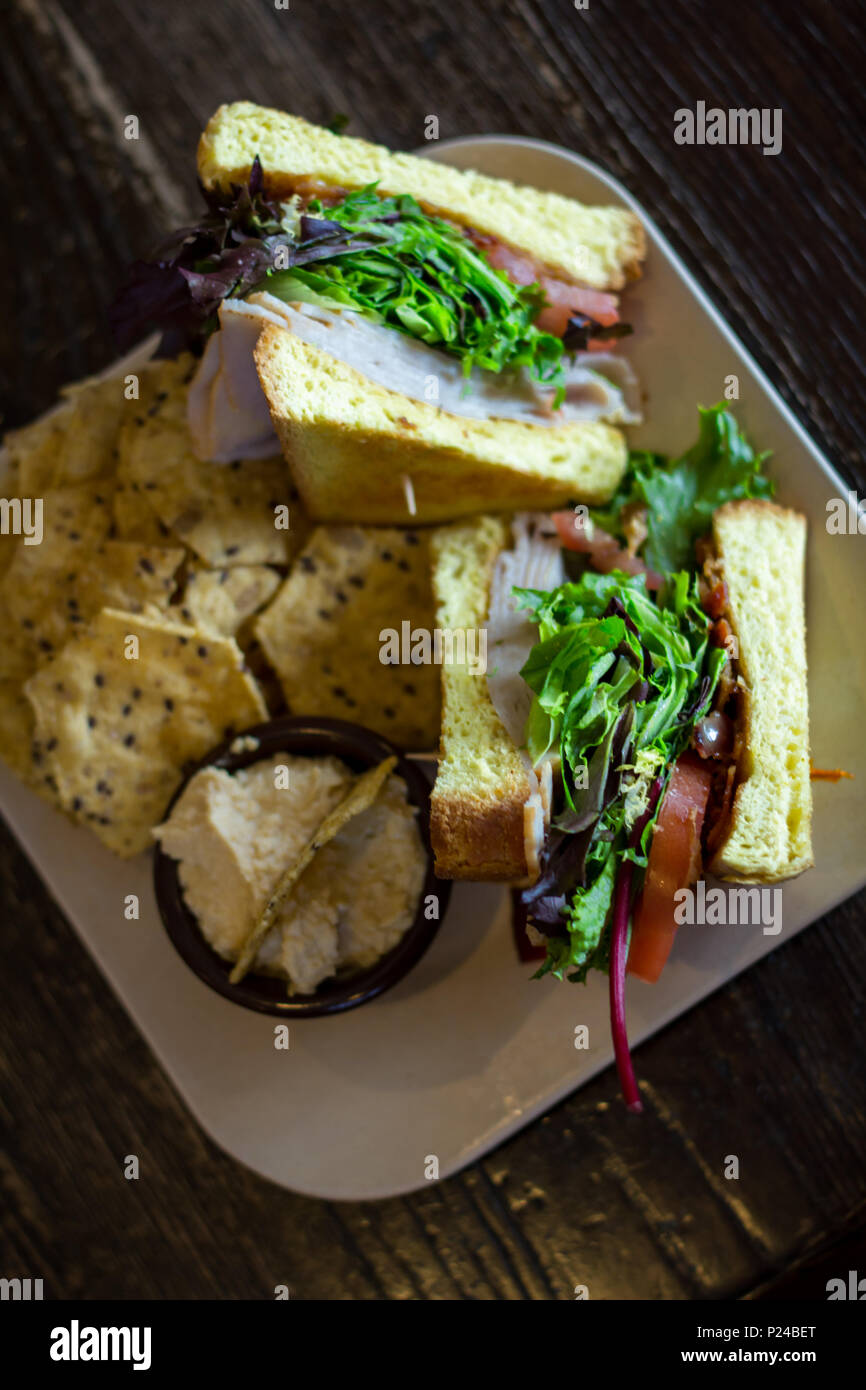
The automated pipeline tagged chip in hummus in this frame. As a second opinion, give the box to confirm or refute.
[153,753,427,994]
[278,773,428,993]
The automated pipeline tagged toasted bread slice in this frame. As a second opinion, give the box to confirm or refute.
[709,499,813,883]
[254,327,628,525]
[429,516,532,879]
[198,102,645,290]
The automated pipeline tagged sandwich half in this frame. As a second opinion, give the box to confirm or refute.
[432,496,813,888]
[113,103,646,522]
[428,408,812,1105]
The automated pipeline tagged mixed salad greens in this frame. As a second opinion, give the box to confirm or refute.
[264,185,566,382]
[515,405,773,1105]
[111,158,619,392]
[518,569,724,980]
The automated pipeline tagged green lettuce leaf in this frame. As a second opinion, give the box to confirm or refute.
[534,849,617,982]
[591,404,774,574]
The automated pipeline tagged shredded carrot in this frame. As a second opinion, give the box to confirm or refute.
[810,767,854,782]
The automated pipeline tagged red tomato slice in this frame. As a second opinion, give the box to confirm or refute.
[627,753,712,984]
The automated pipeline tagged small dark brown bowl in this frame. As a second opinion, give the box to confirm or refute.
[153,716,449,1018]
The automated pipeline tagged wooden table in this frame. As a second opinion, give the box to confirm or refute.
[1,0,864,1300]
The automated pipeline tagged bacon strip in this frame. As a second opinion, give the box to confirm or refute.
[552,511,663,589]
[472,236,620,340]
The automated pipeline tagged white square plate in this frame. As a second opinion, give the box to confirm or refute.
[2,136,864,1199]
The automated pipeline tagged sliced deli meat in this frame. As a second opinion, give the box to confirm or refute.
[188,293,641,464]
[486,512,565,751]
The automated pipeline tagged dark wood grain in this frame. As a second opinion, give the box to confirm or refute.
[1,0,864,1301]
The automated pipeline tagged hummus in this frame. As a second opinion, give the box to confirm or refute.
[154,753,426,993]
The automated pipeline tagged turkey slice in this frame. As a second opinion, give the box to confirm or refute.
[486,512,565,751]
[187,293,641,463]
[485,512,566,882]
